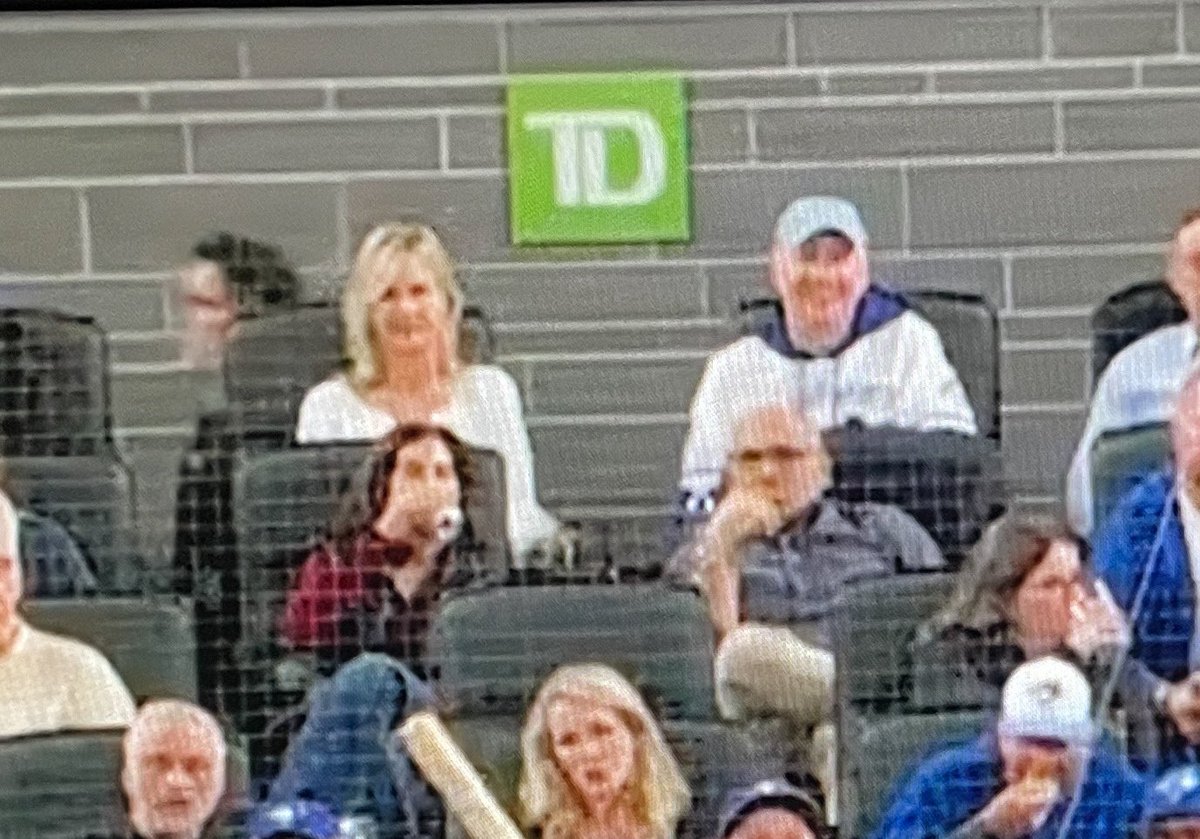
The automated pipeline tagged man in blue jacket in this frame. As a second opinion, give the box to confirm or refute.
[1142,765,1200,838]
[873,657,1145,839]
[1092,364,1200,769]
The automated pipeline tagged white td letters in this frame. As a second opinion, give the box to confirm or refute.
[523,110,667,208]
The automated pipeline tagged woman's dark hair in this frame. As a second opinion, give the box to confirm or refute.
[918,512,1086,645]
[191,232,301,315]
[328,423,475,558]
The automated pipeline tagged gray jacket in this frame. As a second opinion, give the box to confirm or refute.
[666,498,945,647]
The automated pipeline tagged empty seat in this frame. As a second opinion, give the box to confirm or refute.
[0,729,126,837]
[1090,422,1170,533]
[825,426,1004,563]
[4,453,138,593]
[429,585,716,721]
[739,291,999,439]
[908,633,1002,713]
[1091,280,1184,387]
[0,308,110,457]
[23,597,198,702]
[841,710,987,839]
[833,574,955,714]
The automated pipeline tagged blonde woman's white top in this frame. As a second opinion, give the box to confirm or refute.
[295,366,560,558]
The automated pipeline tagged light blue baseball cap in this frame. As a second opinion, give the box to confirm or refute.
[774,196,867,250]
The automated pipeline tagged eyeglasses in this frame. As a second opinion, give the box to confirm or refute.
[733,447,819,465]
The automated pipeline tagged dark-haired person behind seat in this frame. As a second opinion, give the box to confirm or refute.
[279,423,477,680]
[679,196,976,507]
[177,231,301,372]
[1092,363,1200,770]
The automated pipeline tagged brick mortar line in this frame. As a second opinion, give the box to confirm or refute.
[4,146,1200,190]
[0,2,1063,32]
[9,85,1200,132]
[1000,403,1086,414]
[0,57,1162,98]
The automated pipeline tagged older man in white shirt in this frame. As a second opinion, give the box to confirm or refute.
[0,489,135,739]
[1066,208,1200,536]
[679,196,978,506]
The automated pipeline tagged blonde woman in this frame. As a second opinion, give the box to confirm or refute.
[296,223,559,558]
[519,664,691,839]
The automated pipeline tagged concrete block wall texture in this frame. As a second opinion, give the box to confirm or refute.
[3,0,1200,552]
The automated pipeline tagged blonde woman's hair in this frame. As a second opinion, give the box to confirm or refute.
[518,664,691,839]
[342,222,464,390]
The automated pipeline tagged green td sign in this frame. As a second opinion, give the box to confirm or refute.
[506,72,691,246]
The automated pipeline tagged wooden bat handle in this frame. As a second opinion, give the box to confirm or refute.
[398,712,525,839]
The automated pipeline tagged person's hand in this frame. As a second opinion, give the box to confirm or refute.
[974,775,1061,839]
[375,482,461,551]
[1065,580,1130,659]
[1164,674,1200,743]
[704,488,784,556]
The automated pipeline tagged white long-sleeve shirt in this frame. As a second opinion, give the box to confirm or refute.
[295,365,560,558]
[1065,322,1198,536]
[679,305,978,501]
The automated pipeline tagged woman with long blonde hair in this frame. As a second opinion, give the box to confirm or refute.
[519,664,691,839]
[296,222,559,558]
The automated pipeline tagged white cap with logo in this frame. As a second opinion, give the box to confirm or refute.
[998,656,1096,745]
[774,196,868,250]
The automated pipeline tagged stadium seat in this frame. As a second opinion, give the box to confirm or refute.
[908,634,1002,713]
[222,302,497,409]
[223,304,344,409]
[429,585,716,721]
[825,426,1004,564]
[1090,422,1170,533]
[0,307,111,457]
[23,597,198,702]
[841,709,988,839]
[445,716,787,839]
[4,453,138,593]
[0,729,126,837]
[1091,280,1184,388]
[833,573,956,714]
[907,291,999,441]
[738,291,999,440]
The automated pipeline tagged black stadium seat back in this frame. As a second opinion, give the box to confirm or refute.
[429,585,716,721]
[0,307,111,457]
[907,291,999,441]
[842,710,988,839]
[0,729,127,837]
[224,303,343,409]
[737,292,999,440]
[824,426,1005,563]
[23,597,198,703]
[1090,421,1171,533]
[4,453,139,594]
[833,573,956,713]
[223,303,497,409]
[1091,280,1185,387]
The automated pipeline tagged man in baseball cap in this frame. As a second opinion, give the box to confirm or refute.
[1143,766,1200,838]
[679,194,977,505]
[716,779,824,839]
[873,657,1145,839]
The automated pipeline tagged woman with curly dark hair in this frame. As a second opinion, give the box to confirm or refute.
[279,423,475,676]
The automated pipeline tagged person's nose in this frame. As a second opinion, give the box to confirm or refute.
[162,763,195,792]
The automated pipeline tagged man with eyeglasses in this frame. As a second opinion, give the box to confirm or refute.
[665,405,944,825]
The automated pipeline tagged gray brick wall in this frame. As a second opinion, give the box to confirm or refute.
[2,0,1198,549]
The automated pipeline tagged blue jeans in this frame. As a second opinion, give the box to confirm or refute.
[266,653,441,838]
